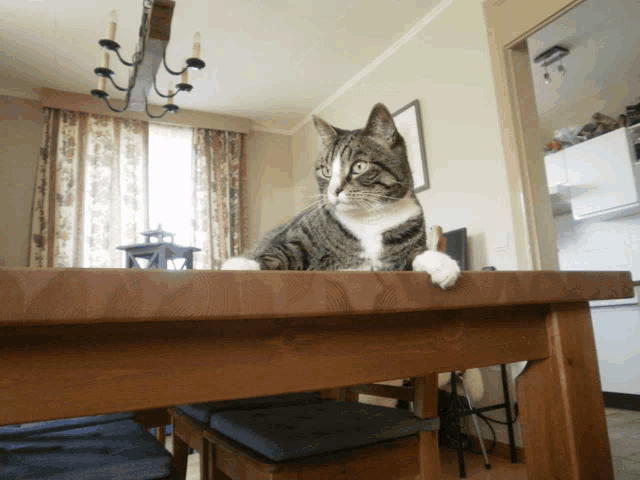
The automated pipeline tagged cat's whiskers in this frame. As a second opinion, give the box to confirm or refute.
[297,199,325,220]
[350,194,386,213]
[295,197,328,230]
[352,197,378,215]
[356,192,400,201]
[308,201,329,231]
[303,194,326,200]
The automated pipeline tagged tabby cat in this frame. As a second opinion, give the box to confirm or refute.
[222,102,460,290]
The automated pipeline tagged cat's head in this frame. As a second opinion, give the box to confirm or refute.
[312,103,414,214]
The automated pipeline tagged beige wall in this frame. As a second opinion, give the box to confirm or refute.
[289,0,522,444]
[0,95,44,267]
[245,130,294,248]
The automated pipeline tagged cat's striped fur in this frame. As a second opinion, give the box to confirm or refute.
[222,103,460,289]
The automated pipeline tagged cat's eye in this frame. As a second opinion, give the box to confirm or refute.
[351,161,368,174]
[319,165,332,178]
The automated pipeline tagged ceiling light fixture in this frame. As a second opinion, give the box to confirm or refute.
[557,62,566,76]
[534,45,569,85]
[91,0,205,119]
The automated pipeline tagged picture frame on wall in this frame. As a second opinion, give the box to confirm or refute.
[393,99,429,193]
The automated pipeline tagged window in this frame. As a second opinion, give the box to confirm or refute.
[148,123,194,269]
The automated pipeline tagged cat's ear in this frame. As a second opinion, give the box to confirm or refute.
[312,115,338,147]
[362,103,398,148]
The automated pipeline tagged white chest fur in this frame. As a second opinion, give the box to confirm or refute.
[334,196,422,270]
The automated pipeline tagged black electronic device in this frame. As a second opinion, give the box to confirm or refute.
[443,227,468,271]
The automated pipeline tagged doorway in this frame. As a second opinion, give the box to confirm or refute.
[526,0,640,403]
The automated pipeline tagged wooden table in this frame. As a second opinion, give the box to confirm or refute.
[0,268,633,480]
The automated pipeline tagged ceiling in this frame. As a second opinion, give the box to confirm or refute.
[527,0,640,132]
[0,0,442,133]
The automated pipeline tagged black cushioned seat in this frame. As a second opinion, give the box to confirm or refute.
[209,401,440,462]
[0,412,134,438]
[176,392,328,426]
[0,417,178,480]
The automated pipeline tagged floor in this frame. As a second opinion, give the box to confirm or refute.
[607,408,640,480]
[170,408,640,480]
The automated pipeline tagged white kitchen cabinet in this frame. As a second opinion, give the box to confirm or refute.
[565,128,640,221]
[591,302,640,395]
[544,150,568,186]
[544,150,572,216]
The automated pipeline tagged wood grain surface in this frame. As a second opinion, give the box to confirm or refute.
[0,305,549,424]
[517,302,615,480]
[0,268,633,326]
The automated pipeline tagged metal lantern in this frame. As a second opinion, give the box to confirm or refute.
[117,224,200,269]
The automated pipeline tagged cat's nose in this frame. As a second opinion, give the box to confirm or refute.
[333,186,343,196]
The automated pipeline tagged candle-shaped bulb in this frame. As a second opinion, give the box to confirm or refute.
[192,32,201,59]
[101,50,110,69]
[107,10,118,41]
[167,83,174,105]
[98,77,107,91]
[181,64,189,85]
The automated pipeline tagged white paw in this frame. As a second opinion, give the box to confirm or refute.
[462,368,485,402]
[437,368,485,403]
[412,250,460,289]
[220,257,261,270]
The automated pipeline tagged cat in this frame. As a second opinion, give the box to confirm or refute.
[221,102,460,289]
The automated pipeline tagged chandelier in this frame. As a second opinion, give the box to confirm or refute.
[91,0,205,119]
[533,45,569,85]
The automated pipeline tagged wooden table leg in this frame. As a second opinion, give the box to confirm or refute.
[201,435,210,480]
[414,372,441,480]
[156,425,166,444]
[516,302,614,480]
[172,415,190,480]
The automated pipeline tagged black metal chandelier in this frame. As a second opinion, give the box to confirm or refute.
[91,0,205,119]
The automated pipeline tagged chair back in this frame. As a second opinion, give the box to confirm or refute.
[427,225,447,253]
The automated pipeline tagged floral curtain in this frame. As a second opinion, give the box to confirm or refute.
[192,128,248,270]
[28,108,149,268]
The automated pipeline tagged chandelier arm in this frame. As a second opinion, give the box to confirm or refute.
[103,95,131,113]
[162,47,188,76]
[112,47,144,68]
[144,98,170,119]
[108,75,129,92]
[152,75,180,99]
